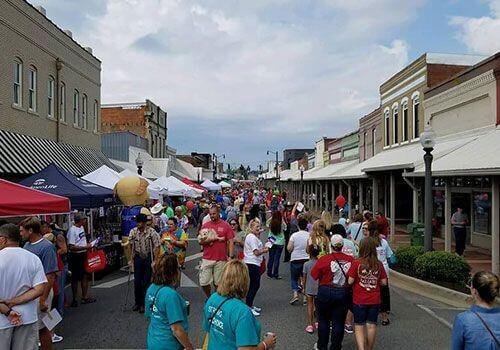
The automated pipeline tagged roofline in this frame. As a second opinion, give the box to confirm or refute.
[22,0,101,63]
[362,163,414,172]
[404,168,500,177]
[101,102,147,108]
[380,53,427,92]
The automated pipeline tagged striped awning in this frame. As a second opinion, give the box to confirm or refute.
[0,130,119,177]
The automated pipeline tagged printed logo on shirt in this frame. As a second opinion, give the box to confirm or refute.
[207,305,225,332]
[358,266,380,292]
[330,260,351,287]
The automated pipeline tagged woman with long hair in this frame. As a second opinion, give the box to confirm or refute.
[230,219,245,260]
[243,218,269,316]
[348,237,388,350]
[321,211,333,237]
[451,271,499,349]
[367,220,394,326]
[203,260,277,350]
[307,220,330,258]
[267,211,286,279]
[145,253,193,350]
[347,213,364,244]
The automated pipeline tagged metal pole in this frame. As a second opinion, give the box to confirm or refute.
[300,171,304,202]
[275,152,278,179]
[424,148,433,251]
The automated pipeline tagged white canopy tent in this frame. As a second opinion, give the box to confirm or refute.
[218,180,231,188]
[201,179,222,191]
[82,165,123,190]
[150,176,202,198]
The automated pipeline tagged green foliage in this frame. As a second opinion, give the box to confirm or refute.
[414,251,471,284]
[395,246,425,271]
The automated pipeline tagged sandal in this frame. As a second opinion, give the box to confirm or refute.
[381,319,390,326]
[81,297,97,304]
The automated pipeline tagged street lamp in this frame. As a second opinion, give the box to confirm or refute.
[420,124,436,252]
[300,164,305,202]
[267,150,279,179]
[135,153,144,176]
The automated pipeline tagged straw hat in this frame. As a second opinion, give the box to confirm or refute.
[150,203,165,215]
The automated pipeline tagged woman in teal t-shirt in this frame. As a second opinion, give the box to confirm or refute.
[203,260,277,350]
[145,253,193,350]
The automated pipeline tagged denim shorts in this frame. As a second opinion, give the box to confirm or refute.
[353,304,380,325]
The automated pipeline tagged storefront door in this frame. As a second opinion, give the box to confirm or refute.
[451,192,472,244]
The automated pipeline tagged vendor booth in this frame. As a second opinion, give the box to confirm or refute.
[150,176,203,198]
[201,179,222,192]
[82,165,122,190]
[182,177,206,192]
[218,180,231,189]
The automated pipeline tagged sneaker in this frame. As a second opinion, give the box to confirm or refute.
[381,319,390,326]
[305,325,314,334]
[344,324,354,334]
[252,306,262,312]
[315,322,319,329]
[303,299,307,306]
[52,334,63,343]
[251,308,261,317]
[289,296,299,305]
[313,342,318,350]
[274,276,283,280]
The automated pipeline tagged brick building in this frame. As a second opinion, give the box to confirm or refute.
[358,107,382,162]
[101,100,167,158]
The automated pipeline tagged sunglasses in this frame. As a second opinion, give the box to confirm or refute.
[230,222,238,226]
[362,226,368,230]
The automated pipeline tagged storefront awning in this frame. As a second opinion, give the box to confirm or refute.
[0,130,118,177]
[405,128,500,177]
[303,160,359,180]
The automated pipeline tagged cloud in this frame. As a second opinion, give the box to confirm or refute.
[31,0,423,165]
[450,0,500,55]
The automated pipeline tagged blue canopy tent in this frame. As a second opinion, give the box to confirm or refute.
[20,163,114,209]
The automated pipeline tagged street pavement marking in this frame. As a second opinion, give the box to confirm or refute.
[93,272,198,288]
[416,304,453,329]
[185,252,203,262]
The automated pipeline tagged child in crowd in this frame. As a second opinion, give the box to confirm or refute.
[303,244,320,334]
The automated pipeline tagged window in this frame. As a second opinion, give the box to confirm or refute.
[82,94,88,130]
[47,77,54,118]
[372,128,376,156]
[28,66,37,111]
[384,109,390,146]
[363,132,367,159]
[93,100,99,133]
[73,90,79,126]
[402,102,408,142]
[392,106,399,144]
[413,96,420,139]
[60,83,66,122]
[13,59,23,106]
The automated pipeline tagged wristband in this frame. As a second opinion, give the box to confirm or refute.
[262,341,267,350]
[3,308,12,317]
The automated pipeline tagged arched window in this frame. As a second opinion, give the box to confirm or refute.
[13,58,23,106]
[82,94,88,130]
[28,66,37,111]
[372,128,376,156]
[384,108,390,146]
[401,98,408,142]
[60,83,66,122]
[412,92,420,139]
[47,77,55,118]
[93,100,99,133]
[392,103,399,145]
[73,90,79,126]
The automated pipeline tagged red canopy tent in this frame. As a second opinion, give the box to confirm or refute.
[0,179,71,217]
[182,178,206,192]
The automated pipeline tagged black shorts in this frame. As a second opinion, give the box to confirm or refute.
[69,253,86,281]
[353,304,380,325]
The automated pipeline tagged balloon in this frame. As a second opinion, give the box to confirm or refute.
[186,201,195,211]
[335,195,346,209]
[113,176,149,206]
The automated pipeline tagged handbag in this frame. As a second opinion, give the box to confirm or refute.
[333,254,353,306]
[85,249,107,273]
[473,310,500,347]
[202,297,233,350]
[260,257,266,275]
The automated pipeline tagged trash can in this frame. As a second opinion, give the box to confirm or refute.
[410,223,425,246]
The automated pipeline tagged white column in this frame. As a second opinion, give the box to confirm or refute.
[331,182,336,216]
[347,182,352,219]
[372,177,379,213]
[359,181,364,213]
[444,180,452,253]
[492,177,499,275]
[390,173,396,241]
[319,182,323,211]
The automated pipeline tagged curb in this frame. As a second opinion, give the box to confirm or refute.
[389,268,472,308]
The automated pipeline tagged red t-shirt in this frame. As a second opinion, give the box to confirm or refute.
[311,252,354,287]
[201,220,235,261]
[348,259,387,305]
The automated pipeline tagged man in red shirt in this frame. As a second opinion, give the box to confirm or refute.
[199,206,234,298]
[311,235,354,350]
[375,211,389,239]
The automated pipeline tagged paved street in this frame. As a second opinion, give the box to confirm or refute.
[55,240,463,350]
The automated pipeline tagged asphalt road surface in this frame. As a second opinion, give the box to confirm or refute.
[56,241,462,350]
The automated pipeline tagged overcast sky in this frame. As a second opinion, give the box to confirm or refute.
[31,0,500,169]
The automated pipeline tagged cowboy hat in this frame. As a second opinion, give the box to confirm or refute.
[150,203,165,215]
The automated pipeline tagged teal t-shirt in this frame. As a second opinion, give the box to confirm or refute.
[268,232,285,246]
[203,293,261,350]
[145,284,188,350]
[166,207,175,219]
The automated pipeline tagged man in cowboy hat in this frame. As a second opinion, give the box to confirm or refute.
[150,203,167,233]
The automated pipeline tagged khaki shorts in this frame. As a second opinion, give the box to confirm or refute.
[199,259,226,287]
[0,322,38,350]
[37,289,54,330]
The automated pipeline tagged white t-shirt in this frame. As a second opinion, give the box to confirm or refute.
[290,230,310,261]
[377,238,394,274]
[67,225,87,250]
[243,233,263,266]
[0,247,47,329]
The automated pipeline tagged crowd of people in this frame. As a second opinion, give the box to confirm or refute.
[0,184,499,350]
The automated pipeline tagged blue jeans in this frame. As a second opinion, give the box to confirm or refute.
[315,286,348,350]
[290,260,307,292]
[267,245,284,277]
[133,255,152,307]
[246,263,261,307]
[57,264,68,317]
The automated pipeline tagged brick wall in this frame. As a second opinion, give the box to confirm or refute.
[427,64,470,88]
[101,106,147,138]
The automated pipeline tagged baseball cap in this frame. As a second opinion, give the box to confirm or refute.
[331,234,343,247]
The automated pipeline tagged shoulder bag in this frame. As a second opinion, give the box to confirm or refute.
[202,297,233,350]
[353,223,362,242]
[333,254,353,307]
[472,310,500,347]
